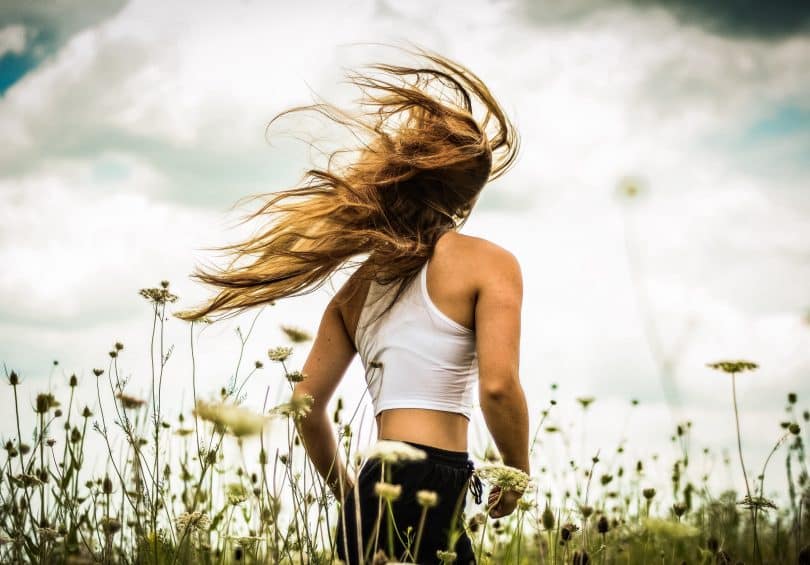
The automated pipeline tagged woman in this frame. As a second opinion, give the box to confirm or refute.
[177,46,530,564]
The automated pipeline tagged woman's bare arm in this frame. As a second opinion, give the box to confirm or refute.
[293,291,357,499]
[474,243,530,515]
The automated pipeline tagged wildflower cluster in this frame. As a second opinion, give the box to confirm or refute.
[269,394,314,420]
[138,280,178,304]
[194,399,268,437]
[361,440,427,464]
[475,464,532,493]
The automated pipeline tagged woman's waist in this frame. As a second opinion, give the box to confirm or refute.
[377,407,469,453]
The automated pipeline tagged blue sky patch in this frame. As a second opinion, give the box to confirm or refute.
[746,104,810,139]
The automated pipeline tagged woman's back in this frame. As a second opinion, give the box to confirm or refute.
[339,230,516,452]
[354,230,477,412]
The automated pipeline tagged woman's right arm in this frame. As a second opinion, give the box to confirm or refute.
[474,243,530,516]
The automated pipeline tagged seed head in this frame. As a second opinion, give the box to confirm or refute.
[92,369,104,377]
[541,504,555,530]
[116,393,146,410]
[737,494,777,512]
[616,177,645,201]
[285,370,306,383]
[642,488,656,500]
[416,490,438,508]
[517,498,535,511]
[374,481,402,501]
[226,483,249,505]
[572,550,589,565]
[790,423,801,435]
[268,346,293,362]
[82,406,93,418]
[467,512,486,533]
[706,360,758,374]
[560,522,578,541]
[597,515,609,534]
[175,511,211,536]
[35,393,60,414]
[281,325,312,343]
[138,285,178,304]
[100,517,121,535]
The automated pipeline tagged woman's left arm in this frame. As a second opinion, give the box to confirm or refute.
[292,292,357,499]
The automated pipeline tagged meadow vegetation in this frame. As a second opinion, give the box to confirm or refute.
[0,280,808,564]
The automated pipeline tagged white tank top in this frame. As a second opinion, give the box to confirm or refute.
[354,259,479,420]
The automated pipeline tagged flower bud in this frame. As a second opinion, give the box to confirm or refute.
[597,515,609,534]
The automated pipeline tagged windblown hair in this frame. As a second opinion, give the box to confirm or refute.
[175,45,519,324]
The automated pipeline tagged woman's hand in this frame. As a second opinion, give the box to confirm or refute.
[486,485,522,518]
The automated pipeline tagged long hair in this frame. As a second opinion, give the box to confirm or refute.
[175,45,519,324]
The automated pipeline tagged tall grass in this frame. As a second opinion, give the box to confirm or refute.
[1,280,808,564]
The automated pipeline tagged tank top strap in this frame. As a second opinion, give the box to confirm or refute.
[420,258,473,334]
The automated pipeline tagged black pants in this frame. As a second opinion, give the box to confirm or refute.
[335,440,482,565]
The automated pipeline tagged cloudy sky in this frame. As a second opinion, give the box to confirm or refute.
[1,0,809,506]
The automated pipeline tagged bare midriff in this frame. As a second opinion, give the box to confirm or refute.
[376,408,469,452]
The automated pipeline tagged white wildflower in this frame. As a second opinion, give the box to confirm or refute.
[268,346,293,362]
[226,482,249,505]
[361,440,427,464]
[374,481,402,501]
[269,394,314,420]
[194,400,267,437]
[475,464,532,492]
[176,511,211,545]
[417,490,439,508]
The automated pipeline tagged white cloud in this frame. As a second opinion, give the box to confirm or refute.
[0,0,808,505]
[0,24,26,56]
[0,157,211,326]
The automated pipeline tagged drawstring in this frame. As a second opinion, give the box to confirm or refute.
[466,461,483,505]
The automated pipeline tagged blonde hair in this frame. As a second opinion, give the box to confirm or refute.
[176,45,519,323]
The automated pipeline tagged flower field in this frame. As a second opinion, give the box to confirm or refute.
[1,282,808,564]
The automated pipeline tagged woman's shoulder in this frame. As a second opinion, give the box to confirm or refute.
[437,231,521,272]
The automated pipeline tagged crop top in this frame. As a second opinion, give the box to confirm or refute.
[354,258,479,420]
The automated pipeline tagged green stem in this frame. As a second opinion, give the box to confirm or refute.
[413,506,429,562]
[730,372,762,565]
